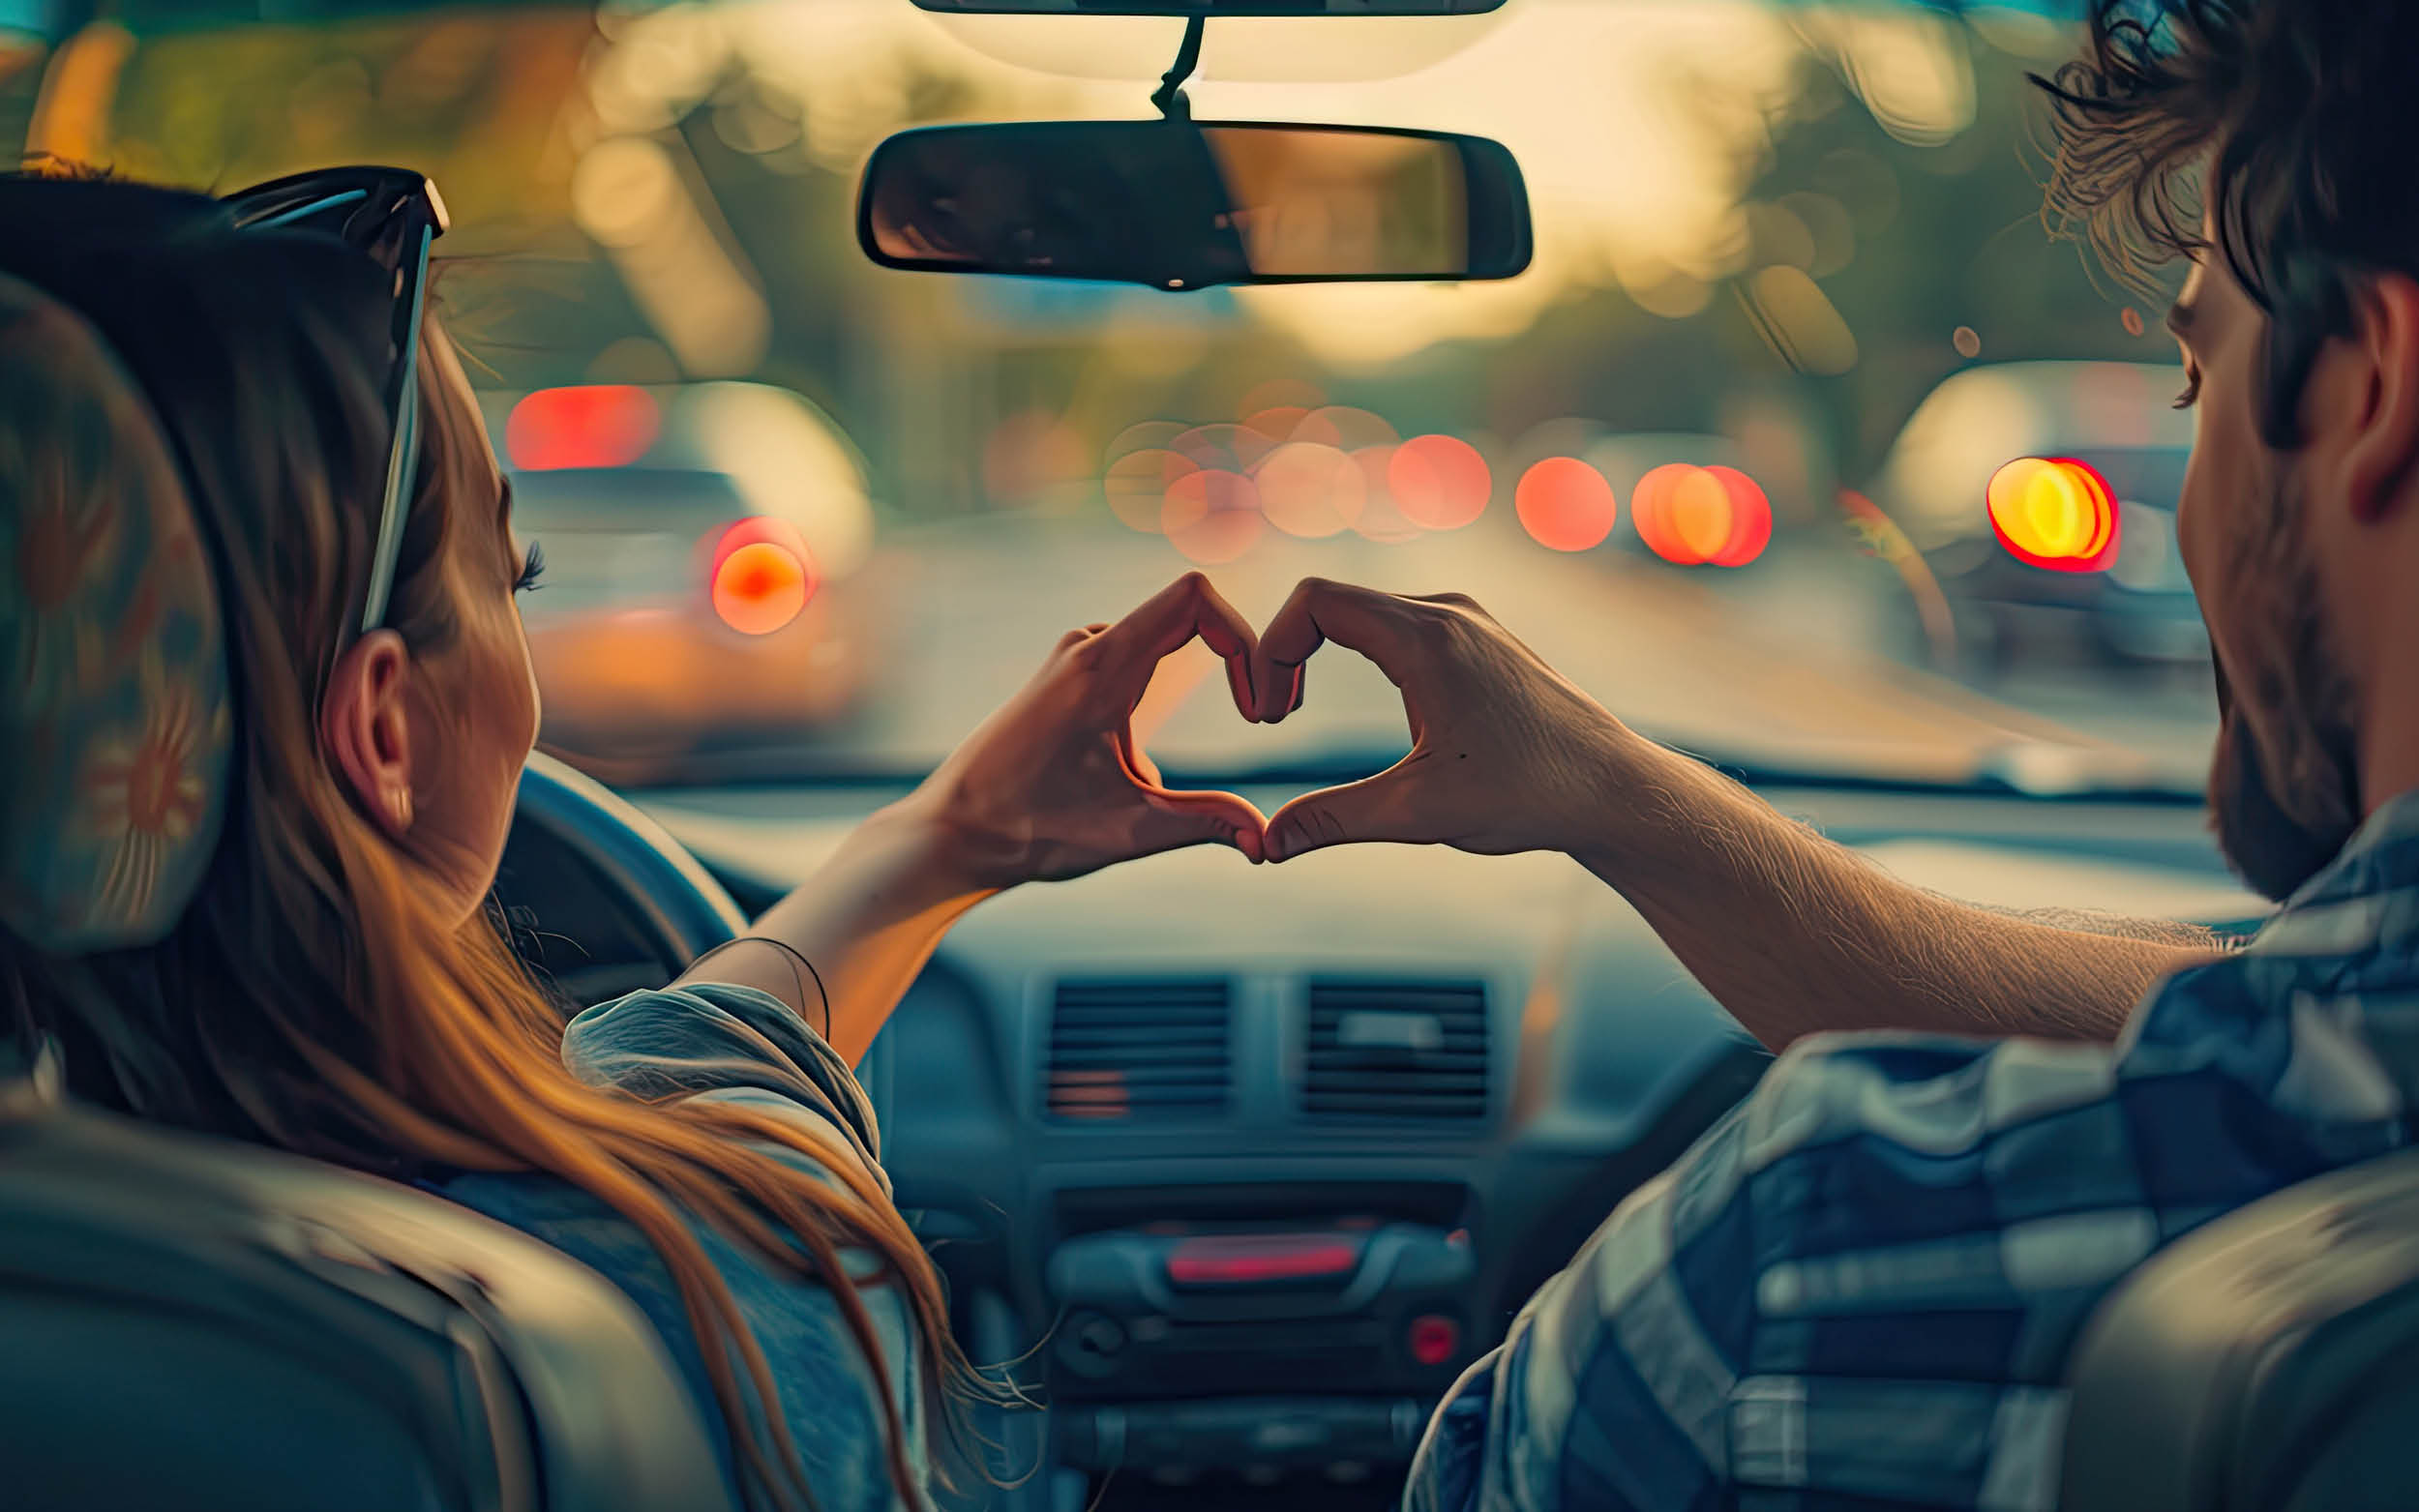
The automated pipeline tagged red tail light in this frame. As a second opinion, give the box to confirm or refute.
[1987,458,2120,573]
[709,517,815,635]
[506,385,659,471]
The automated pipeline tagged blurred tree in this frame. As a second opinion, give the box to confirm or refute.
[11,7,2167,527]
[1738,22,2174,477]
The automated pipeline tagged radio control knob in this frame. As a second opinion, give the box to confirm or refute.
[1058,1310,1127,1378]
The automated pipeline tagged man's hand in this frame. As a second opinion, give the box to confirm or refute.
[906,572,1269,886]
[1249,578,1631,862]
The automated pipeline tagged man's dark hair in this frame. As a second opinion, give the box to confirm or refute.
[2035,0,2418,447]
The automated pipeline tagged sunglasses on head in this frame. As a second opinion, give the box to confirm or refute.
[225,167,450,635]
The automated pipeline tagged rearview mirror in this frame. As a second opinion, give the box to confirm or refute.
[910,0,1504,12]
[857,120,1532,290]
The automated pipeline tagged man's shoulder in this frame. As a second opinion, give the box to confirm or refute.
[1424,979,2419,1512]
[1740,1027,2119,1164]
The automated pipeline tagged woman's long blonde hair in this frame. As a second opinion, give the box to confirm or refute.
[0,177,984,1511]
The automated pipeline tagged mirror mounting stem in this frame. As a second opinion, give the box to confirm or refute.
[1150,15,1207,120]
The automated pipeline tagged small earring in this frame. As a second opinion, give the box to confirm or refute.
[388,786,413,830]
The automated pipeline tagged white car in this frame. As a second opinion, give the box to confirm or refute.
[1870,361,2206,668]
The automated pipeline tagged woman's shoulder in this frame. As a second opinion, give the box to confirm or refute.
[561,981,887,1190]
[436,981,924,1509]
[438,1162,925,1512]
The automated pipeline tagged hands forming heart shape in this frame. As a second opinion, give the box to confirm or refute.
[911,572,1629,888]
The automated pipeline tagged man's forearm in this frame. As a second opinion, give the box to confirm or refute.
[1571,733,2230,1050]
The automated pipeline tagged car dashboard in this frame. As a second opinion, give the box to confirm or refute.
[493,777,2263,1510]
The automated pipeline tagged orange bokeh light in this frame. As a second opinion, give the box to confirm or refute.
[1664,468,1734,562]
[1243,405,1313,447]
[1176,422,1273,474]
[1299,405,1401,453]
[1631,462,1702,564]
[1515,457,1620,551]
[507,385,660,471]
[1239,377,1328,416]
[1106,447,1198,534]
[1104,419,1189,465]
[1257,441,1366,539]
[709,517,815,635]
[1163,468,1265,564]
[1630,462,1773,567]
[1704,465,1774,567]
[1986,457,2120,572]
[1348,445,1422,543]
[1389,434,1491,530]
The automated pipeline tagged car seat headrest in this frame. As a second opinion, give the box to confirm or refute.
[0,270,233,954]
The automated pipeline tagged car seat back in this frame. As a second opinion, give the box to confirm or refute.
[2059,1147,2419,1512]
[0,1063,732,1512]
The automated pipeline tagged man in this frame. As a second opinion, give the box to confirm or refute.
[1241,1,2419,1505]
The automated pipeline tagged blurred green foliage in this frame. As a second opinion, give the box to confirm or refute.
[2,6,2162,517]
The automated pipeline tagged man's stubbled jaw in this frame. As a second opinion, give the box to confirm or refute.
[2207,655,2360,904]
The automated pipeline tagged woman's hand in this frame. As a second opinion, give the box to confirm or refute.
[899,572,1269,887]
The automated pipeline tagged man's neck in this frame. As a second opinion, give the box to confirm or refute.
[2361,667,2419,817]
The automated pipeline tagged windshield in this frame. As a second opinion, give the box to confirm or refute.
[15,0,2219,793]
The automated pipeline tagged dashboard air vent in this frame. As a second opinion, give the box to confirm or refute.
[1045,979,1232,1122]
[1302,980,1489,1121]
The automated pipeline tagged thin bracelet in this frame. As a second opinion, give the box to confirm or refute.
[690,935,832,1042]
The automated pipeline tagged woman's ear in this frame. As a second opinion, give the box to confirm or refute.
[321,629,418,839]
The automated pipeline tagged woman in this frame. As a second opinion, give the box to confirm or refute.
[0,171,1269,1511]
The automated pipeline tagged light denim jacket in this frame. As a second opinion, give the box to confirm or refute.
[436,983,928,1512]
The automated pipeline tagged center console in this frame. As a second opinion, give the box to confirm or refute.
[1040,1183,1478,1487]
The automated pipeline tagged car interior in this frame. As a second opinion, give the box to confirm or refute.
[8,2,2419,1510]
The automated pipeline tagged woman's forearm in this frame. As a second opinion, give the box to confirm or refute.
[674,797,999,1064]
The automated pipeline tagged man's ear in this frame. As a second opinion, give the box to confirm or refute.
[321,629,418,839]
[2341,273,2419,524]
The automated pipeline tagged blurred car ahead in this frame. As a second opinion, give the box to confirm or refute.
[1870,360,2203,673]
[479,382,885,781]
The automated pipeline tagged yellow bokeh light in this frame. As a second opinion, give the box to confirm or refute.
[1666,466,1736,563]
[1986,457,2117,568]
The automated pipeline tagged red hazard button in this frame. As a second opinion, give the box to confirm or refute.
[1409,1314,1460,1367]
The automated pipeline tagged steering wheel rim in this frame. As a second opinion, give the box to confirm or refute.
[511,752,746,975]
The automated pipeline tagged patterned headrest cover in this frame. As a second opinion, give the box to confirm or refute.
[0,270,233,953]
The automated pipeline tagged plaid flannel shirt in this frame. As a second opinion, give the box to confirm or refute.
[1406,789,2419,1512]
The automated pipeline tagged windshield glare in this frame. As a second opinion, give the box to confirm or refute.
[36,0,2219,794]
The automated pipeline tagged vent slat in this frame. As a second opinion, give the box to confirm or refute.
[1056,1002,1229,1014]
[1306,1061,1486,1074]
[1051,1067,1228,1087]
[1307,1098,1488,1117]
[1051,1046,1233,1068]
[1045,979,1231,1123]
[1301,1070,1487,1093]
[1300,980,1489,1123]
